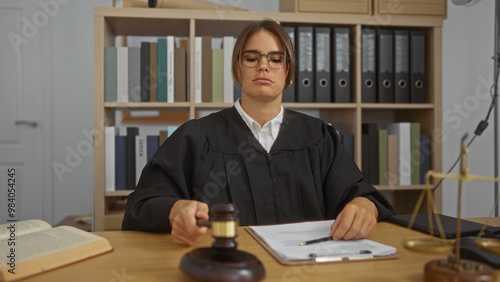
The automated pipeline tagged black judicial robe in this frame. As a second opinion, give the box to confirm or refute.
[122,107,394,233]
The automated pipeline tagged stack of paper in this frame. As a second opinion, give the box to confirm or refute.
[249,220,396,262]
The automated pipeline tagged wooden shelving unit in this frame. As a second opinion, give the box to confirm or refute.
[94,7,443,231]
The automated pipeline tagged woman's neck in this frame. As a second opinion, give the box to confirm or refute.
[239,97,281,127]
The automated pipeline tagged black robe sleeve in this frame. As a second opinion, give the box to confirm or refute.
[321,123,395,221]
[122,120,211,233]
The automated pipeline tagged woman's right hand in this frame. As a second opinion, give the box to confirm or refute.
[168,200,209,245]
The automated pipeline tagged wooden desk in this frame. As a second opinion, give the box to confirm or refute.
[25,218,500,282]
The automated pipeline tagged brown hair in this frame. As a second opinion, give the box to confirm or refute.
[232,19,295,91]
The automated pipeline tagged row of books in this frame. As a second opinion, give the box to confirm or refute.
[362,122,431,186]
[104,36,242,104]
[104,125,178,191]
[104,26,427,105]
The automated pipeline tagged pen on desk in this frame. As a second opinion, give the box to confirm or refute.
[299,236,333,246]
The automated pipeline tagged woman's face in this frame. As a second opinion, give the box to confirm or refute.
[238,30,288,102]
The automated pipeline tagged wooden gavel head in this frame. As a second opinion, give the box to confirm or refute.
[198,202,240,250]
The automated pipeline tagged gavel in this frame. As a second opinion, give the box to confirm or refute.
[180,202,265,282]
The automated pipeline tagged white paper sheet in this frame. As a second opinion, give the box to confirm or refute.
[249,220,397,261]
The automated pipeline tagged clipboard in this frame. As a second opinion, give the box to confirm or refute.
[245,227,399,265]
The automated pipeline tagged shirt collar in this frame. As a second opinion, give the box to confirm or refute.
[234,99,283,140]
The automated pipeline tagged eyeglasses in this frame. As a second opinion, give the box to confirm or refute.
[240,50,289,69]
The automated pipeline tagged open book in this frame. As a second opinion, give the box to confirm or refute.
[247,220,397,265]
[0,219,113,281]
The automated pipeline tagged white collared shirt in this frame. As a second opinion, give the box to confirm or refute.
[234,99,283,153]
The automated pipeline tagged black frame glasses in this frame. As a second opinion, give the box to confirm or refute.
[240,50,289,69]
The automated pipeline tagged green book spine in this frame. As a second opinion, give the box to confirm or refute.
[411,123,421,185]
[378,129,388,186]
[212,49,223,103]
[104,47,117,102]
[157,38,167,102]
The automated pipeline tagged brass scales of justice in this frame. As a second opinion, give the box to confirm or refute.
[402,134,500,281]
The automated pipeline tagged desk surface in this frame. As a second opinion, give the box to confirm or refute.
[26,218,500,282]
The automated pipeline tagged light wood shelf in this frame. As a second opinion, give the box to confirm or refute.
[94,7,444,231]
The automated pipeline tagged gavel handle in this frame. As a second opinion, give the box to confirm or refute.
[196,218,211,227]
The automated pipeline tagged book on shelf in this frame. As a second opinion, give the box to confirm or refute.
[149,42,158,102]
[128,47,141,102]
[0,219,112,281]
[378,129,388,186]
[115,135,127,191]
[223,36,235,103]
[166,36,175,103]
[157,38,167,102]
[174,47,187,102]
[201,36,213,103]
[105,126,117,192]
[387,134,399,186]
[104,46,117,102]
[116,46,128,103]
[140,42,150,102]
[212,48,224,103]
[135,135,147,185]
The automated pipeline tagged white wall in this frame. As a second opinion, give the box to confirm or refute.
[49,0,112,224]
[442,1,497,217]
[45,0,498,225]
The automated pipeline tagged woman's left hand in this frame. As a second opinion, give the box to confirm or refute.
[329,197,378,240]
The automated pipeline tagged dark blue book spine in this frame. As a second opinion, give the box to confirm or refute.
[420,133,431,184]
[342,134,354,159]
[115,135,127,191]
[147,135,159,161]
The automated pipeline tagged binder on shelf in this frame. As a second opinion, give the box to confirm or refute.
[361,28,376,103]
[282,26,296,103]
[126,127,139,190]
[149,42,158,102]
[333,27,351,103]
[394,30,410,103]
[410,29,426,103]
[140,42,150,102]
[315,27,331,103]
[377,29,394,103]
[128,47,141,102]
[104,47,117,102]
[201,36,213,103]
[174,47,187,102]
[116,47,128,103]
[296,26,314,103]
[157,38,167,102]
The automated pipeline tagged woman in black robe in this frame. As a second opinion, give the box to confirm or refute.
[122,20,394,245]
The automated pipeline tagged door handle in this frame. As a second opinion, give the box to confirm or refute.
[15,120,39,128]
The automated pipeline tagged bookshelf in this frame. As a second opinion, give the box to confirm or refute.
[94,7,443,231]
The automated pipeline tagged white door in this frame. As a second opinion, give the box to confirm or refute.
[0,0,48,224]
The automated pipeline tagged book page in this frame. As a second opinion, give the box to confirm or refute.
[0,220,52,241]
[0,226,107,264]
[249,220,397,261]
